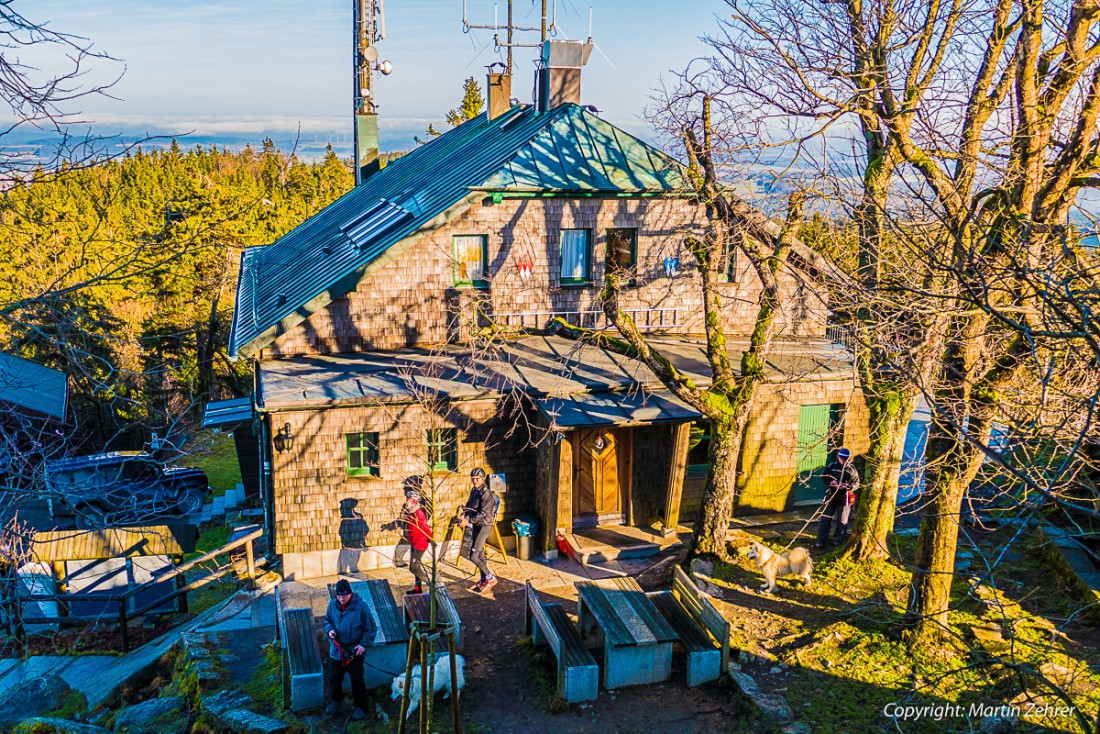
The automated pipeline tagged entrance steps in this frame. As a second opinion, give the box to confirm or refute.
[566,525,677,566]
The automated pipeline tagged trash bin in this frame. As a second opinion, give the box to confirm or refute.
[512,517,539,561]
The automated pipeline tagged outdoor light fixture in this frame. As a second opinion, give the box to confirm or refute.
[663,256,680,277]
[517,257,534,282]
[273,422,294,453]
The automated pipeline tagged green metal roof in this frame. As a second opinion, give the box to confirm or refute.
[228,104,686,359]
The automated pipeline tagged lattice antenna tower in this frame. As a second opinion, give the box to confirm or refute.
[354,0,392,185]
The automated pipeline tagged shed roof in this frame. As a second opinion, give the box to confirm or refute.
[229,104,685,360]
[0,352,67,420]
[202,397,253,429]
[256,334,854,415]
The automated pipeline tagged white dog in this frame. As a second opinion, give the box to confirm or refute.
[390,653,466,719]
[747,541,813,594]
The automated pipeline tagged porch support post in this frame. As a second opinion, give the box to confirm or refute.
[662,423,690,537]
[536,430,573,558]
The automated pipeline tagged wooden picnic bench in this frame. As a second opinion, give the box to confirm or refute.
[575,577,679,690]
[647,566,730,686]
[523,582,598,703]
[327,579,410,688]
[403,583,462,652]
[275,584,324,711]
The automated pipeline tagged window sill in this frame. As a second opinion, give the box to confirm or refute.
[559,280,593,288]
[454,281,490,290]
[347,471,381,480]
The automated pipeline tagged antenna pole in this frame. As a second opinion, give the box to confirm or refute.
[507,0,513,74]
[541,0,547,42]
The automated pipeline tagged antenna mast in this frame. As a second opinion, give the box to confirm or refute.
[354,0,392,185]
[462,0,555,75]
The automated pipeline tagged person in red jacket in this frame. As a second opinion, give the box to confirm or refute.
[400,489,433,593]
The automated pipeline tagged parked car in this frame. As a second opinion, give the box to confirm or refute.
[46,451,208,529]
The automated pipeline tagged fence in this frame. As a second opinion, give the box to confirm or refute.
[491,307,686,332]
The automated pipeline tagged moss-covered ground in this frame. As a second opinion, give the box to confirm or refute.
[711,525,1100,734]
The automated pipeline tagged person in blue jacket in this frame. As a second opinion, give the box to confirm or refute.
[816,447,860,549]
[323,578,377,720]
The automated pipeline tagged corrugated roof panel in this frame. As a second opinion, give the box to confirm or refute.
[202,397,252,429]
[0,352,67,420]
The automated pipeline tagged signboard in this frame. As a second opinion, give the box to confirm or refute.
[489,473,507,494]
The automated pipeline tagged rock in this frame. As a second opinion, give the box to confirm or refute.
[770,666,783,675]
[782,723,813,734]
[202,690,252,716]
[113,696,186,734]
[193,660,220,681]
[727,662,742,672]
[754,693,794,722]
[691,558,714,578]
[730,671,759,697]
[1039,662,1098,695]
[217,709,291,734]
[0,674,74,726]
[15,718,111,734]
[185,646,211,660]
[979,711,1019,733]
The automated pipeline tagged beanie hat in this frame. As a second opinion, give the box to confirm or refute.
[334,579,352,595]
[837,447,851,460]
[470,467,487,478]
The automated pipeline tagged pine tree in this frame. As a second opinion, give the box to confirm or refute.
[445,77,485,127]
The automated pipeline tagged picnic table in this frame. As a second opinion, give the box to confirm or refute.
[327,579,409,687]
[575,577,679,689]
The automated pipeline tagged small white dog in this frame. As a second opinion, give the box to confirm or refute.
[390,653,466,719]
[747,541,813,595]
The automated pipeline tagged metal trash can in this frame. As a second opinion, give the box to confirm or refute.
[512,516,539,561]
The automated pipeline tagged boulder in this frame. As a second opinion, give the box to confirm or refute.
[754,693,795,722]
[14,718,111,734]
[0,674,73,726]
[781,722,813,734]
[729,671,759,697]
[201,690,251,716]
[112,696,187,734]
[690,558,715,578]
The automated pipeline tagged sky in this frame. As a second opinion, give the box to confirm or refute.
[17,0,729,155]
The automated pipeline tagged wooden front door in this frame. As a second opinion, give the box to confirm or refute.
[573,429,622,519]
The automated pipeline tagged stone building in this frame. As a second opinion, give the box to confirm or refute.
[221,89,868,579]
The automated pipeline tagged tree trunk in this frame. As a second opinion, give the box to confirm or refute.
[695,416,746,557]
[844,390,917,561]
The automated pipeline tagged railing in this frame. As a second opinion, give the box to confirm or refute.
[492,307,686,332]
[0,525,264,653]
[826,324,855,349]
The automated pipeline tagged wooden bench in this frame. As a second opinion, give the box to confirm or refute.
[647,566,730,686]
[403,584,462,652]
[275,584,324,711]
[327,579,410,688]
[524,582,598,703]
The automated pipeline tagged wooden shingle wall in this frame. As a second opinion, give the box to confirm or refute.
[271,399,538,566]
[267,197,827,358]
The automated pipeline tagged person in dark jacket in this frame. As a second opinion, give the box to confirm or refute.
[459,467,497,593]
[323,578,377,720]
[400,489,433,594]
[816,447,860,549]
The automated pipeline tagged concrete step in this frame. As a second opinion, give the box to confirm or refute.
[565,533,664,566]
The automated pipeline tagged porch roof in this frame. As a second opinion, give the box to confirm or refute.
[535,391,702,428]
[256,334,854,413]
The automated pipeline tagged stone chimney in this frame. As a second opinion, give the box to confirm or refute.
[536,39,593,112]
[487,72,512,121]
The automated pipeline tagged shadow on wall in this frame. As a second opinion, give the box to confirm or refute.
[338,497,369,573]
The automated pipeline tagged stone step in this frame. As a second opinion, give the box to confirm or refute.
[565,534,664,566]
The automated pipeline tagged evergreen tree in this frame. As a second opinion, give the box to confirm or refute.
[445,77,485,127]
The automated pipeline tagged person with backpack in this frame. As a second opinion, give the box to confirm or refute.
[458,467,497,593]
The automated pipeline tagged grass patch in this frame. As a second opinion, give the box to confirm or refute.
[242,642,283,711]
[178,429,242,497]
[513,636,567,713]
[43,689,88,720]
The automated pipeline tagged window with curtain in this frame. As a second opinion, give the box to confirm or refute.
[559,229,591,285]
[453,235,488,286]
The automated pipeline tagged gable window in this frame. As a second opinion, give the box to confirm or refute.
[453,235,488,287]
[605,228,637,283]
[559,229,592,285]
[346,432,380,477]
[426,428,458,472]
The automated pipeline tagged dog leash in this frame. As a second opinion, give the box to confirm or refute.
[332,638,405,676]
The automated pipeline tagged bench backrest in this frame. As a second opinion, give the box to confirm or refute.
[525,582,564,655]
[326,579,409,645]
[674,566,730,671]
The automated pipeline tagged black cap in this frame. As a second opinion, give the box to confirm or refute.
[470,467,487,478]
[335,579,352,595]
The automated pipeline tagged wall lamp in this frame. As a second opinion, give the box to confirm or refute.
[273,422,295,453]
[663,256,680,278]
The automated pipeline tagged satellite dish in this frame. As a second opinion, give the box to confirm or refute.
[363,46,379,62]
[379,59,393,75]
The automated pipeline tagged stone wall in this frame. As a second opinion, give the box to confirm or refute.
[265,197,827,357]
[270,398,538,578]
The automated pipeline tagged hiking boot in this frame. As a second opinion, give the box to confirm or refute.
[325,701,342,716]
[470,579,487,593]
[483,576,498,591]
[349,707,367,722]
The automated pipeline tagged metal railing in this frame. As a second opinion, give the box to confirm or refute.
[492,307,686,332]
[0,525,264,653]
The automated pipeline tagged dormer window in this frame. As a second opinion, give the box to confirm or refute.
[559,229,592,286]
[453,235,489,288]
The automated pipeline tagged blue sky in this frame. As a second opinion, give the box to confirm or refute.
[19,1,728,153]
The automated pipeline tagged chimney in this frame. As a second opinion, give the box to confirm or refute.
[487,72,512,121]
[536,39,593,112]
